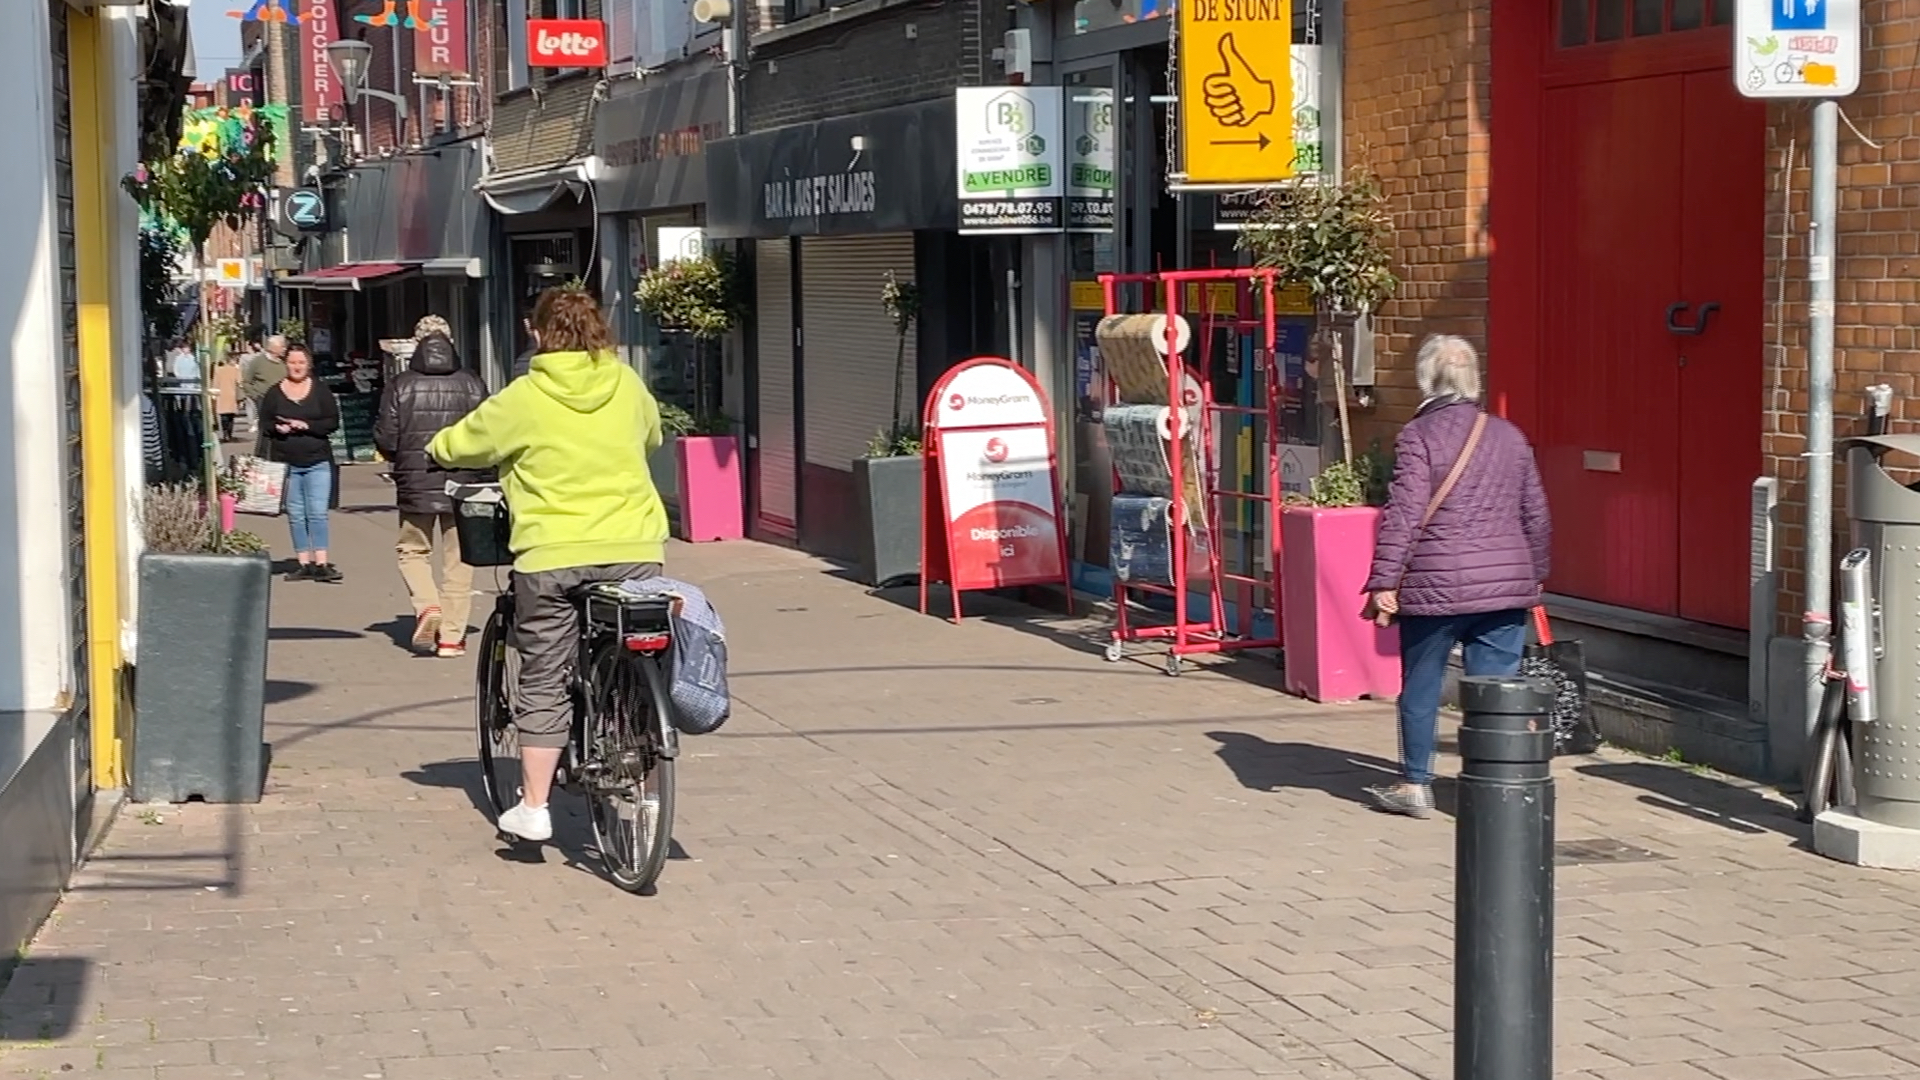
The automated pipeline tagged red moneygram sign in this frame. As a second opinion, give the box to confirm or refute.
[918,357,1072,622]
[527,19,608,67]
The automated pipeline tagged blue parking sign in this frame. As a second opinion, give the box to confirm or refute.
[1773,0,1826,30]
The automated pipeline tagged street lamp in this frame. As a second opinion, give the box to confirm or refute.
[324,38,409,119]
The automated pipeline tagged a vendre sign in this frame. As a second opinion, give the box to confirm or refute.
[527,18,608,68]
[918,357,1072,623]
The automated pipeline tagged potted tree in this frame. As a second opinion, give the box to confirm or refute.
[636,250,746,542]
[131,481,273,804]
[852,272,924,588]
[123,113,278,495]
[1242,166,1403,702]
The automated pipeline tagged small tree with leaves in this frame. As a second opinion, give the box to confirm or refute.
[866,272,923,458]
[122,115,278,494]
[1240,165,1400,482]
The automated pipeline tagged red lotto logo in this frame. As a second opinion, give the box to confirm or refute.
[527,19,607,66]
[983,438,1010,464]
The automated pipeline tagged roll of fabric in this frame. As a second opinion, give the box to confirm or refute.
[1096,313,1191,404]
[1102,404,1209,531]
[1111,494,1176,586]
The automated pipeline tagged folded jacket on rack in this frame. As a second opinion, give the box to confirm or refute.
[1102,404,1210,531]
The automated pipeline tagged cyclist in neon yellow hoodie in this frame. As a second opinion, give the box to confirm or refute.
[428,285,668,844]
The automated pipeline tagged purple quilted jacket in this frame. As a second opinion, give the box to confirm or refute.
[1363,399,1551,616]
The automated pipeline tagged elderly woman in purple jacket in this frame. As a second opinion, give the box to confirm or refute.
[1363,335,1552,818]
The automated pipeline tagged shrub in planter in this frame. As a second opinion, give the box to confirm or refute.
[132,484,272,804]
[852,273,925,588]
[1280,452,1402,703]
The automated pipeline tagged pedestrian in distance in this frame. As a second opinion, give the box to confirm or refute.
[213,348,243,442]
[374,315,490,657]
[428,284,670,844]
[1361,334,1552,818]
[257,343,344,583]
[244,333,292,456]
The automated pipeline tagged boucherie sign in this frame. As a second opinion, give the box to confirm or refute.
[527,18,608,68]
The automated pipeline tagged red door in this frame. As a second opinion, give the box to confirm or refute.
[1532,8,1763,628]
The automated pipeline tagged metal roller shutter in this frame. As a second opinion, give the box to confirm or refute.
[754,239,797,537]
[798,234,915,470]
[50,0,91,814]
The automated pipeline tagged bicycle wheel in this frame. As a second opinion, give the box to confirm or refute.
[582,643,676,894]
[474,607,521,818]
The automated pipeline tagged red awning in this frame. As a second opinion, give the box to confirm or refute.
[279,261,418,290]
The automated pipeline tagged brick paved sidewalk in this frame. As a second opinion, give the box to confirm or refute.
[5,465,1920,1080]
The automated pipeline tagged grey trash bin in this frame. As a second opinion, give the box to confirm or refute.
[1841,434,1920,830]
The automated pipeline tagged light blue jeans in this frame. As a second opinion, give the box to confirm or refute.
[285,462,333,554]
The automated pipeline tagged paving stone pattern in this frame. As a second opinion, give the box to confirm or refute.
[6,468,1920,1080]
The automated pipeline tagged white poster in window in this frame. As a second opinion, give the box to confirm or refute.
[955,86,1065,234]
[656,226,706,264]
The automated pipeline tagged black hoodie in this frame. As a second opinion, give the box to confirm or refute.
[374,332,492,514]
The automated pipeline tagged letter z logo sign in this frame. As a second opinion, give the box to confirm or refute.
[527,18,607,67]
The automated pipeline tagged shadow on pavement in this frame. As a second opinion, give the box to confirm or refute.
[0,955,91,1041]
[1575,760,1803,839]
[269,626,363,641]
[264,679,317,704]
[1205,730,1459,818]
[364,616,418,652]
[400,759,494,821]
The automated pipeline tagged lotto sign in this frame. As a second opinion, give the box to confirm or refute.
[216,259,251,288]
[919,357,1073,623]
[1735,0,1860,98]
[528,19,608,67]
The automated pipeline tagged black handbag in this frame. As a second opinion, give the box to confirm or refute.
[1522,606,1600,756]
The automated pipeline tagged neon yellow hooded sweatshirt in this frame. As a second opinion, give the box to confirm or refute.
[428,350,668,573]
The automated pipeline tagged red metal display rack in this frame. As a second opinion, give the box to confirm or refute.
[1096,267,1286,676]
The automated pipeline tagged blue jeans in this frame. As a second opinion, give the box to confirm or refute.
[285,462,333,555]
[1396,609,1528,785]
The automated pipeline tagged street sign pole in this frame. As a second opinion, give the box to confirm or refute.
[1804,98,1838,756]
[1731,0,1860,760]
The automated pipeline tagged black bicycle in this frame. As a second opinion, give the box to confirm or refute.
[460,489,678,893]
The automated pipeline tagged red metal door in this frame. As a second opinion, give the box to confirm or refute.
[1537,75,1685,614]
[1676,71,1765,627]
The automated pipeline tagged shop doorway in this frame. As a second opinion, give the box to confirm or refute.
[1528,0,1761,629]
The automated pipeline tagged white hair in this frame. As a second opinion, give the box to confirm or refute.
[1415,334,1483,402]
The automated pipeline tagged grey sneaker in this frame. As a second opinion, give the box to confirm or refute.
[1366,782,1434,819]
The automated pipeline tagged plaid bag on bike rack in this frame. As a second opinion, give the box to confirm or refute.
[619,576,731,735]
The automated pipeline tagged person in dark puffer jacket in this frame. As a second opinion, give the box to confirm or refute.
[374,317,491,657]
[1362,334,1552,818]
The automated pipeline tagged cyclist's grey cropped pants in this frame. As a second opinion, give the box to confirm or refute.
[512,562,661,749]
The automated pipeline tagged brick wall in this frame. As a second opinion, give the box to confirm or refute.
[486,0,602,172]
[743,0,1002,132]
[1339,0,1491,454]
[1761,0,1920,633]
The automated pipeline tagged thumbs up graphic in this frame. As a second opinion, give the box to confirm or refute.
[1202,34,1277,128]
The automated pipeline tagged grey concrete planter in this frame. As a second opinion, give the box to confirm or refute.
[852,454,924,588]
[131,551,272,804]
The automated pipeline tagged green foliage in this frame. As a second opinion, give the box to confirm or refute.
[1239,165,1400,316]
[864,426,923,459]
[1291,447,1394,509]
[881,271,921,334]
[277,316,306,343]
[121,114,278,250]
[138,227,186,343]
[635,250,747,340]
[659,403,731,438]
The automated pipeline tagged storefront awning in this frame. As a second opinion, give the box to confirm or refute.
[422,257,483,278]
[475,158,600,216]
[279,262,417,291]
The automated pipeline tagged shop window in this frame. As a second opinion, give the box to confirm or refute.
[493,0,530,93]
[1558,0,1731,47]
[786,0,825,23]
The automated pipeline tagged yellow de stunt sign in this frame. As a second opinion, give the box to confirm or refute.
[1178,0,1293,185]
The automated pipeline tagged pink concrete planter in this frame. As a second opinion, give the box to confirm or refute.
[1281,505,1401,703]
[675,435,743,542]
[220,493,236,534]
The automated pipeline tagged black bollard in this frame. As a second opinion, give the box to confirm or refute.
[1455,676,1555,1080]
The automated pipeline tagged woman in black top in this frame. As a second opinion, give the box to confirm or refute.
[257,345,344,582]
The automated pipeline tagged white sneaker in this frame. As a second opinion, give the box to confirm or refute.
[497,801,553,842]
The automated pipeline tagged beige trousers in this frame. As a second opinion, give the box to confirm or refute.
[396,512,475,645]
